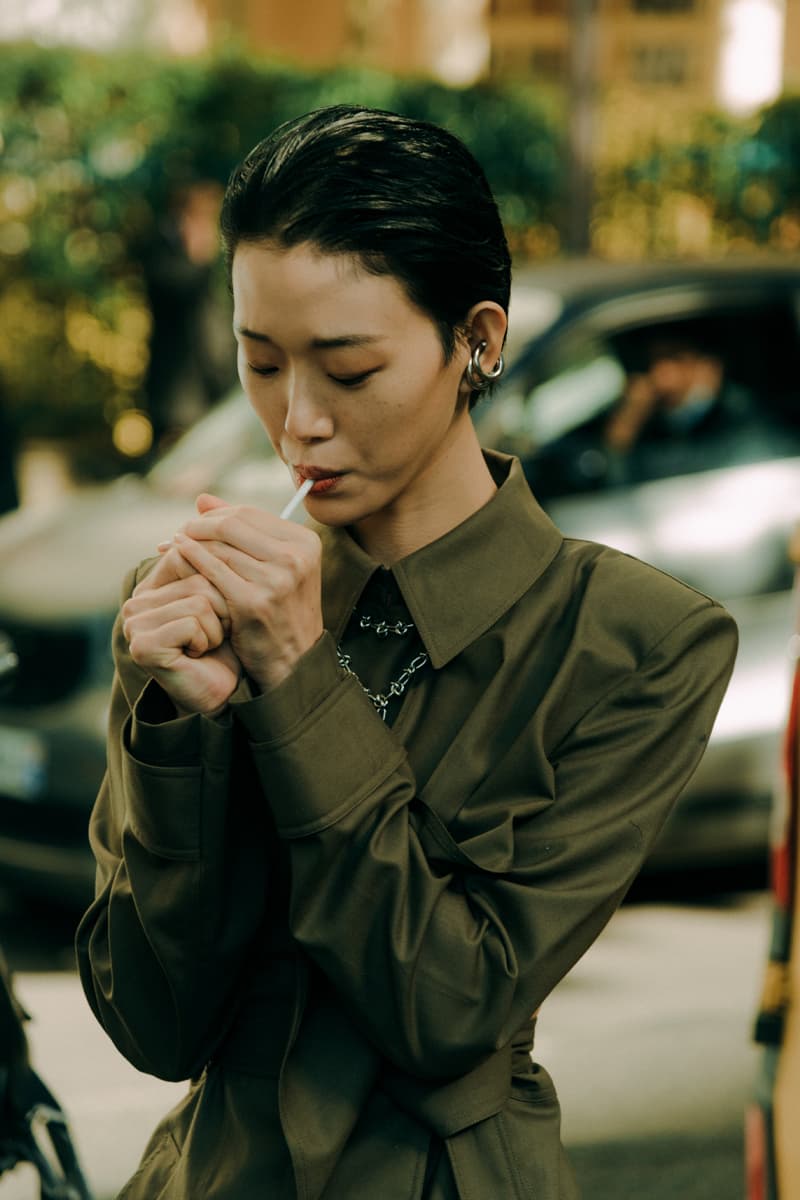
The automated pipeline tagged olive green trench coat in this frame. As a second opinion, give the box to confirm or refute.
[76,452,738,1199]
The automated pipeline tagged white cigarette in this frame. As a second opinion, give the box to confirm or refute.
[279,477,314,520]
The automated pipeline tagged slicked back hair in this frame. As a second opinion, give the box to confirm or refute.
[220,105,511,371]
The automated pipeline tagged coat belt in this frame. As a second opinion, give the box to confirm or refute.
[379,1016,537,1139]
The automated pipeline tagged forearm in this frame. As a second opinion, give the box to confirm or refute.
[76,620,271,1079]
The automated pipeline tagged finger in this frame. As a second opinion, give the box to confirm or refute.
[173,534,264,592]
[124,604,225,660]
[133,546,197,593]
[128,614,219,667]
[181,529,319,592]
[123,595,227,652]
[126,574,231,627]
[178,533,312,590]
[196,492,230,515]
[178,513,280,561]
[182,504,316,557]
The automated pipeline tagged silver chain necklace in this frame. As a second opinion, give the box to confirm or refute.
[358,614,415,637]
[337,612,429,720]
[337,646,429,720]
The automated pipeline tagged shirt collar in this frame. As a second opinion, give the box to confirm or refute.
[314,451,563,668]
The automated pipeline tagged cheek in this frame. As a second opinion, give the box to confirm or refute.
[364,379,457,471]
[255,404,286,452]
[240,379,286,449]
[389,354,461,425]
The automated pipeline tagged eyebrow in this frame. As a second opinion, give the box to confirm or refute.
[234,326,384,350]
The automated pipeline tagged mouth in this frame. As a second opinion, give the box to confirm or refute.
[293,466,345,495]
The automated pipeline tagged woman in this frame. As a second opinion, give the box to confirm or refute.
[77,106,738,1199]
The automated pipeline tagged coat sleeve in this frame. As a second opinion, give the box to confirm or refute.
[234,597,737,1082]
[75,567,272,1081]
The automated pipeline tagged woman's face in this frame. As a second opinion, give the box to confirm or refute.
[232,240,473,532]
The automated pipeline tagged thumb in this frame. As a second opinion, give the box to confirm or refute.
[196,492,229,514]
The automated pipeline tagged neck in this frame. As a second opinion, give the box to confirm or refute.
[354,423,497,565]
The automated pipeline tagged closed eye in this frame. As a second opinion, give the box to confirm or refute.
[247,364,278,378]
[330,369,379,388]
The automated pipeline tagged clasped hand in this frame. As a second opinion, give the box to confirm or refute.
[122,493,323,715]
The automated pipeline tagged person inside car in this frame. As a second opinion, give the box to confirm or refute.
[603,327,761,483]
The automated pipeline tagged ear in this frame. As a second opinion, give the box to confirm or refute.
[457,301,508,403]
[465,301,508,356]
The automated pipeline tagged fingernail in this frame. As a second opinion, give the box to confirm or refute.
[156,540,171,552]
[173,531,186,542]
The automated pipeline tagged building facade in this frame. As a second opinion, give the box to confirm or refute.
[489,0,724,104]
[196,0,488,84]
[194,1,798,126]
[786,0,800,90]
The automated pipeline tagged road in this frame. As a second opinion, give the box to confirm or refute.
[0,883,770,1199]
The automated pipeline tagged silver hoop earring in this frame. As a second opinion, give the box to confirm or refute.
[465,340,505,392]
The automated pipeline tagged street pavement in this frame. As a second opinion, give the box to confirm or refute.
[0,888,769,1199]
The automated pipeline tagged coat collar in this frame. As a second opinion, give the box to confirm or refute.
[314,451,563,669]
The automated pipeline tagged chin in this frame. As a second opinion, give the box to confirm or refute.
[305,494,366,527]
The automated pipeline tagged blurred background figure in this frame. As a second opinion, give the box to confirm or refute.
[139,179,234,451]
[604,327,758,483]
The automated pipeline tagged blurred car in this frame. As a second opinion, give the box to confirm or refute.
[0,396,293,905]
[1,258,799,906]
[478,258,800,873]
[746,534,799,1200]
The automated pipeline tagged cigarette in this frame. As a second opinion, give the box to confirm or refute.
[279,477,314,520]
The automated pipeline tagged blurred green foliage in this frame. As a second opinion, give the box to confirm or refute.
[0,42,563,470]
[594,96,800,258]
[3,39,799,478]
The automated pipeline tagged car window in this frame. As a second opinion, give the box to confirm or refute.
[490,299,800,502]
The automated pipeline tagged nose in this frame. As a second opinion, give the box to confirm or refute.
[283,371,334,443]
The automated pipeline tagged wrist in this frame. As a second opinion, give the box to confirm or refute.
[246,631,324,695]
[175,699,230,719]
[248,660,294,695]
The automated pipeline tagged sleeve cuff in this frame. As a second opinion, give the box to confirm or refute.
[130,679,232,768]
[232,632,346,745]
[234,631,408,839]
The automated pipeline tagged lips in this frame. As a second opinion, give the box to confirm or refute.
[293,466,345,495]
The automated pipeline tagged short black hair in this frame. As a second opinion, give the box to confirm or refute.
[220,105,511,368]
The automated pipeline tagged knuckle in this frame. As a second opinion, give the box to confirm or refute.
[285,542,310,572]
[128,634,147,664]
[273,566,297,598]
[192,617,208,644]
[282,549,303,578]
